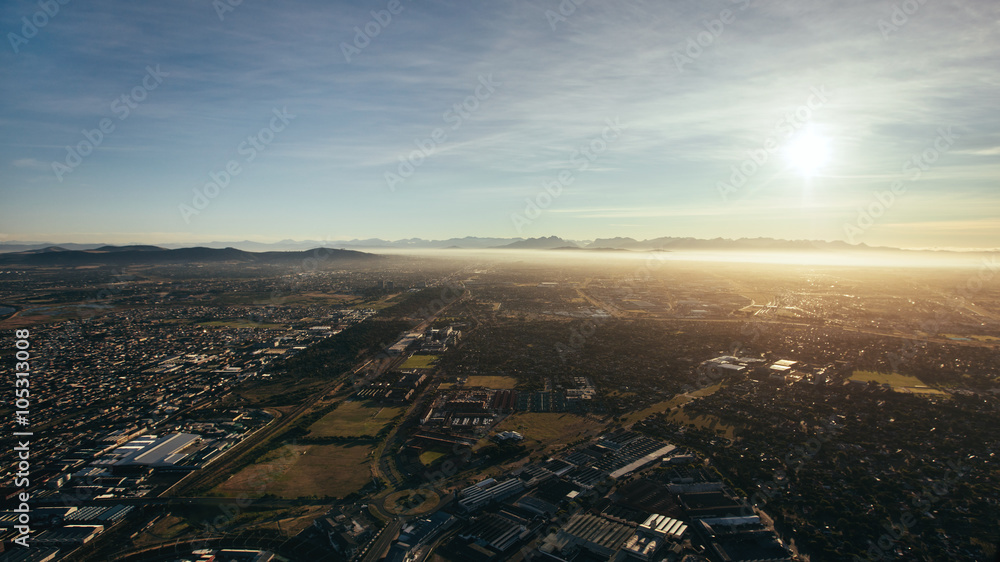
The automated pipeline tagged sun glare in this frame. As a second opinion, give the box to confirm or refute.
[785,127,831,177]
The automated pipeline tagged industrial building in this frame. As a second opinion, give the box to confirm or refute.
[95,433,216,472]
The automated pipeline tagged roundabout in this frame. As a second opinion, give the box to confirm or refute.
[381,488,442,517]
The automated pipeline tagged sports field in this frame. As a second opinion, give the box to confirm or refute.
[465,375,518,389]
[400,354,438,369]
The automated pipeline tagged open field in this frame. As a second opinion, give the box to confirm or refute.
[624,384,723,425]
[308,401,403,438]
[279,293,357,306]
[212,442,373,499]
[489,413,605,453]
[665,409,738,439]
[625,395,691,425]
[401,354,439,369]
[240,378,329,406]
[350,293,404,310]
[465,375,518,389]
[850,370,948,395]
[235,505,329,536]
[197,319,285,329]
[133,515,191,547]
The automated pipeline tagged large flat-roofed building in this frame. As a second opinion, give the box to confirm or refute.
[101,433,207,471]
[541,513,634,558]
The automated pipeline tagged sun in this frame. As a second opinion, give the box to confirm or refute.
[785,127,831,177]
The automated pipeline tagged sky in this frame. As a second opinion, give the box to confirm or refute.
[2,0,999,249]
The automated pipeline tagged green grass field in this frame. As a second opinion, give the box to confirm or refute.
[213,442,373,499]
[850,370,948,395]
[489,413,605,453]
[465,375,518,389]
[307,401,403,438]
[401,355,439,369]
[418,450,447,466]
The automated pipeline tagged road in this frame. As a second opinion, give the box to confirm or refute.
[359,518,403,562]
[371,288,470,490]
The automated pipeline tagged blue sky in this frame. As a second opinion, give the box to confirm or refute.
[2,0,998,249]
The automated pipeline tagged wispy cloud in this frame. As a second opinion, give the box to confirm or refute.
[1,0,998,247]
[10,158,47,169]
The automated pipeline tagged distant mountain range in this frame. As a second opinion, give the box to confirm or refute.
[0,237,541,253]
[0,245,378,266]
[0,236,987,256]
